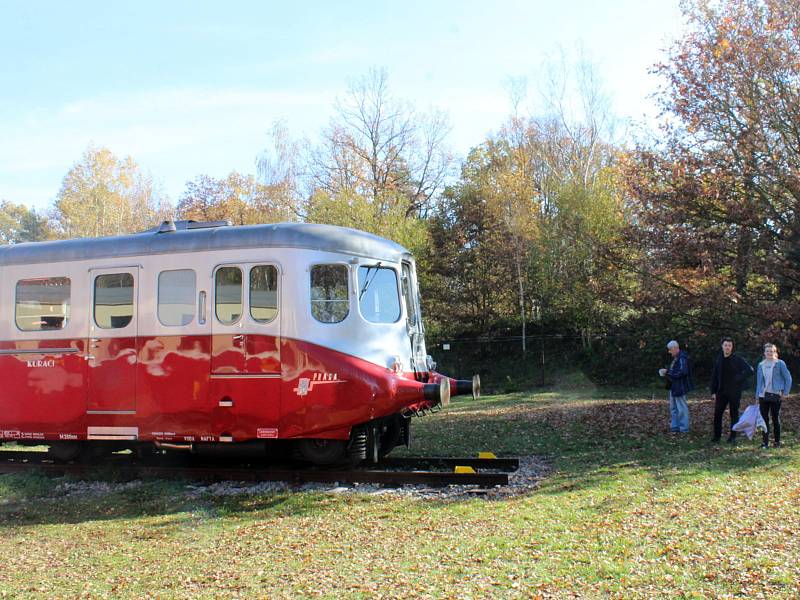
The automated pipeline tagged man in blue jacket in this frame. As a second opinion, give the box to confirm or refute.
[709,337,753,444]
[661,340,693,433]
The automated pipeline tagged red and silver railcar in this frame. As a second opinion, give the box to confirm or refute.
[0,221,477,464]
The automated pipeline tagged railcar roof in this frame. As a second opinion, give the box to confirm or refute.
[0,222,412,266]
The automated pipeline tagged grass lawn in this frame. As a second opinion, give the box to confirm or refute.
[0,385,798,598]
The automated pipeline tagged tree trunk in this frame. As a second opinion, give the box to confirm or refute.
[514,243,526,353]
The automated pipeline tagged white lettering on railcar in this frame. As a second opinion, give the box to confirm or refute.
[26,359,56,368]
[292,372,348,397]
[257,428,279,439]
[59,433,78,440]
[1,430,45,440]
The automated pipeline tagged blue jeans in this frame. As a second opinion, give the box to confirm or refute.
[669,393,690,432]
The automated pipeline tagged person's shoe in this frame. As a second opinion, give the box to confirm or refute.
[727,436,737,445]
[712,438,721,444]
[760,442,769,449]
[774,441,782,448]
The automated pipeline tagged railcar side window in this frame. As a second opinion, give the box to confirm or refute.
[250,265,278,323]
[15,277,71,331]
[94,273,134,329]
[310,264,349,323]
[158,269,196,326]
[358,266,401,323]
[215,266,242,325]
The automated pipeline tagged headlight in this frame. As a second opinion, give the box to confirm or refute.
[425,355,437,371]
[390,355,404,374]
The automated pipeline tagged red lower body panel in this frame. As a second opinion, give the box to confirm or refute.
[0,335,434,444]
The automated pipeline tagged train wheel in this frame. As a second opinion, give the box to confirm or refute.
[296,439,346,465]
[48,442,82,462]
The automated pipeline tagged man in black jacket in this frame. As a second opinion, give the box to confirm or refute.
[710,337,754,443]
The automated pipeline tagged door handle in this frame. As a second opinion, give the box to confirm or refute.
[85,355,95,361]
[198,291,207,325]
[233,334,245,340]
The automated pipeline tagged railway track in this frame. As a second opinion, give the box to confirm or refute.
[0,451,519,489]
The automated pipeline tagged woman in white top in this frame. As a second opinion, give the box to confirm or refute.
[755,343,792,448]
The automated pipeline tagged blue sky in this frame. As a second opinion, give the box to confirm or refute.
[0,1,684,210]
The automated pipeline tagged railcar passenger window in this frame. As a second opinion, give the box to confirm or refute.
[215,266,242,325]
[158,269,196,326]
[358,266,401,323]
[310,264,349,323]
[94,273,134,329]
[15,277,71,331]
[250,265,278,323]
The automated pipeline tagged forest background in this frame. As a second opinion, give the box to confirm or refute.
[2,0,797,388]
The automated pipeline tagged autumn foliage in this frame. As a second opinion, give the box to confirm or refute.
[618,0,800,365]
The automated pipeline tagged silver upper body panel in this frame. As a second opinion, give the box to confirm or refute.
[0,222,413,266]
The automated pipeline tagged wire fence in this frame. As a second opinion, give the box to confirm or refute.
[427,333,783,393]
[428,335,599,391]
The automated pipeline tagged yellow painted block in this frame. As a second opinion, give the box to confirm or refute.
[478,452,497,459]
[454,466,476,474]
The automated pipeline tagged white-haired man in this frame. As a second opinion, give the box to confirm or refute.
[659,340,693,433]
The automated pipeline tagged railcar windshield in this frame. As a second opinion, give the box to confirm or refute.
[358,265,401,323]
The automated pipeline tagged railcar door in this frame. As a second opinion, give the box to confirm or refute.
[86,267,138,414]
[210,263,281,439]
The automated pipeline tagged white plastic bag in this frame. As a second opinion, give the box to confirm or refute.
[732,403,768,440]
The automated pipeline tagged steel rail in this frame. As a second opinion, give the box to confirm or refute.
[0,451,513,488]
[380,456,519,471]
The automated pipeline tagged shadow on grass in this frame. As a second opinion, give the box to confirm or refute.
[403,390,799,497]
[0,474,338,528]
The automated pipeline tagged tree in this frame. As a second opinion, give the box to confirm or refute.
[425,162,518,335]
[177,171,295,225]
[53,146,168,238]
[305,189,430,259]
[306,68,453,218]
[0,200,53,244]
[620,0,800,350]
[426,124,626,346]
[257,120,304,220]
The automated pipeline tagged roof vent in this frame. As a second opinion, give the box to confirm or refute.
[182,220,232,230]
[146,219,232,234]
[158,220,177,233]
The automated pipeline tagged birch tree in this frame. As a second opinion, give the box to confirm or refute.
[53,146,168,238]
